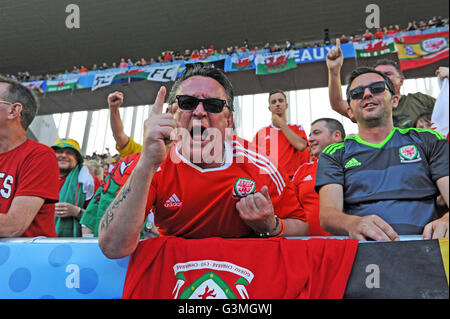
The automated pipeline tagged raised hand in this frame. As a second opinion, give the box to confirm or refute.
[107,91,124,110]
[141,86,177,168]
[326,38,344,73]
[271,113,286,128]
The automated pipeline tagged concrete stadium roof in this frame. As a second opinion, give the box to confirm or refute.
[1,0,448,76]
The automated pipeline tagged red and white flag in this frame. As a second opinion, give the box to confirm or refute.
[431,77,449,140]
[122,236,358,299]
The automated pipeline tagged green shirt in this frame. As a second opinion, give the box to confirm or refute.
[393,92,435,128]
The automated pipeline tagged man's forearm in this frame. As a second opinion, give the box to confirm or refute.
[282,218,308,236]
[1,196,44,237]
[320,206,356,236]
[279,124,307,151]
[436,176,449,207]
[98,162,157,258]
[109,108,129,149]
[328,69,350,118]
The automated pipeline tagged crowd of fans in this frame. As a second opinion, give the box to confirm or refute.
[2,16,448,83]
[0,13,448,240]
[0,40,448,304]
[84,149,121,183]
[0,8,448,301]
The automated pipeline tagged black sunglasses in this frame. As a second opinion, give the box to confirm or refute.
[176,95,228,113]
[348,81,389,101]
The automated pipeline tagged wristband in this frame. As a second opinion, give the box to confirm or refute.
[77,207,83,220]
[275,218,286,237]
[258,215,280,238]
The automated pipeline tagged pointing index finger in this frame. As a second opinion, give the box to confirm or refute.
[335,38,341,50]
[150,86,167,116]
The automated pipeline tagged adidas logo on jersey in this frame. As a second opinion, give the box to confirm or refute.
[164,193,183,208]
[303,175,313,181]
[345,157,362,169]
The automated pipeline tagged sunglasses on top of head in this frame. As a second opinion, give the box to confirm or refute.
[176,95,228,113]
[0,99,14,106]
[348,81,391,101]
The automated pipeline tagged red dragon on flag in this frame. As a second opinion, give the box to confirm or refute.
[264,55,289,71]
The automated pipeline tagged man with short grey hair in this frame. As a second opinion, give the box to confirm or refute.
[0,76,59,237]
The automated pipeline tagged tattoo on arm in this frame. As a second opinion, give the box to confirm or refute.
[100,173,134,231]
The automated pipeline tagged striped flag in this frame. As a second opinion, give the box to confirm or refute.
[396,31,449,70]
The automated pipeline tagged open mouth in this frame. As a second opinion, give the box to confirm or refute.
[362,101,378,109]
[190,125,209,142]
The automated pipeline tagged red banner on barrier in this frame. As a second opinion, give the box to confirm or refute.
[122,236,358,299]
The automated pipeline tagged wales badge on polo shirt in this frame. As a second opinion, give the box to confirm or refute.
[399,145,422,163]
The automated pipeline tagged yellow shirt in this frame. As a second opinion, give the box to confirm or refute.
[116,137,142,157]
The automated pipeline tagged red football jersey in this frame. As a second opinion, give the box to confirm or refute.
[253,124,310,177]
[292,160,331,236]
[0,139,59,237]
[120,137,306,238]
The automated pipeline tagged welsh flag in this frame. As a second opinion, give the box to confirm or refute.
[354,38,397,58]
[111,68,150,85]
[396,31,449,70]
[225,54,256,72]
[45,78,79,93]
[23,81,45,93]
[122,236,358,299]
[255,51,297,75]
[92,68,150,91]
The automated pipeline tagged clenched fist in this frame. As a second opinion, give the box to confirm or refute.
[108,91,124,110]
[236,185,279,235]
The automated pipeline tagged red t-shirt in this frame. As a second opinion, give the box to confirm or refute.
[363,33,373,41]
[253,124,310,178]
[0,139,59,237]
[292,160,331,236]
[121,137,306,238]
[374,31,385,39]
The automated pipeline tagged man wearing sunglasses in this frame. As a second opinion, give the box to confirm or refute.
[326,39,437,129]
[315,67,449,241]
[99,65,308,259]
[0,76,60,237]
